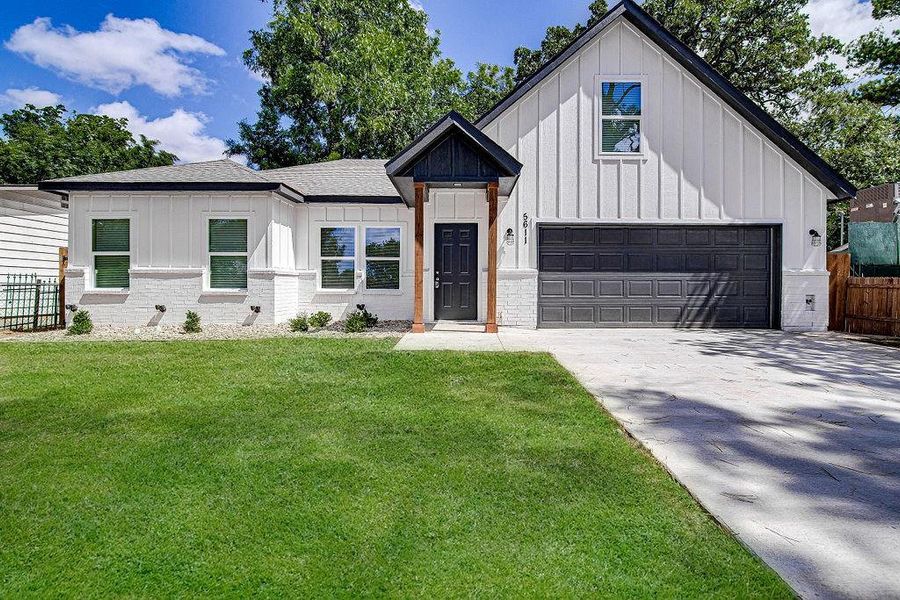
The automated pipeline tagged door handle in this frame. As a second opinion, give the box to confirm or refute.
[434,272,440,289]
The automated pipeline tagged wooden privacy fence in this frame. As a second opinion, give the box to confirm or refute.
[845,277,900,336]
[829,253,900,335]
[827,253,850,331]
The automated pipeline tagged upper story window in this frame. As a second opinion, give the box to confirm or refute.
[321,227,356,289]
[92,219,130,289]
[599,81,642,155]
[365,227,401,290]
[208,219,248,289]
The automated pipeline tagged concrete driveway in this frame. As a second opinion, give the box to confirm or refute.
[396,328,900,599]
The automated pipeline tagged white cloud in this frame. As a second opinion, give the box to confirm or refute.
[6,15,225,97]
[94,101,233,163]
[1,87,61,108]
[804,0,899,44]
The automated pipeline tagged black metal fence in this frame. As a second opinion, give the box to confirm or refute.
[1,274,62,331]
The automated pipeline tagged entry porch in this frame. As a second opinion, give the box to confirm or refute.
[385,111,522,333]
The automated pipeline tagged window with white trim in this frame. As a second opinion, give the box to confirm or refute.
[599,81,642,154]
[208,219,248,289]
[320,227,356,289]
[365,227,401,290]
[92,219,130,289]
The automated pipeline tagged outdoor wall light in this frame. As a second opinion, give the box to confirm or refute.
[250,305,261,314]
[809,229,822,247]
[155,304,166,313]
[505,227,515,246]
[65,304,77,312]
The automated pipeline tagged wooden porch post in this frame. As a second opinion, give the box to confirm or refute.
[412,183,426,333]
[485,182,499,333]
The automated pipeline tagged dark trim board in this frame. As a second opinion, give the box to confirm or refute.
[474,0,855,201]
[537,223,782,329]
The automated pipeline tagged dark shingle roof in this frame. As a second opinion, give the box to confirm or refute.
[38,159,304,201]
[261,159,400,202]
[44,159,268,184]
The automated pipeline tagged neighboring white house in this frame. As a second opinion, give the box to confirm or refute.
[0,185,68,280]
[41,0,855,332]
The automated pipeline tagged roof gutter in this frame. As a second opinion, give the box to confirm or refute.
[37,181,305,203]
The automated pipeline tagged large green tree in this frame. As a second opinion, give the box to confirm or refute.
[0,104,176,184]
[229,0,468,168]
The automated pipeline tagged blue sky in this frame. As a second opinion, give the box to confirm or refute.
[0,0,890,164]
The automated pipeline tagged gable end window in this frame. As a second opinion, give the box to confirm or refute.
[209,219,248,289]
[599,81,642,154]
[321,227,356,289]
[92,219,130,289]
[365,227,401,290]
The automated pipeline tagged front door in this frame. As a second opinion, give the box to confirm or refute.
[434,223,478,320]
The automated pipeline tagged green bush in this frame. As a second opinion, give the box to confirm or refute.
[67,310,93,335]
[343,311,368,333]
[289,313,309,332]
[309,311,332,328]
[183,310,202,333]
[356,304,378,328]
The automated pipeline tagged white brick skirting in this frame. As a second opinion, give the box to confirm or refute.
[781,270,828,332]
[497,269,538,328]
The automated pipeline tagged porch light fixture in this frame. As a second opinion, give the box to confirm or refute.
[505,228,515,246]
[155,304,166,313]
[809,229,822,247]
[250,305,261,314]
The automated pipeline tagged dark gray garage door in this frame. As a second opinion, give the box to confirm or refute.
[538,225,778,328]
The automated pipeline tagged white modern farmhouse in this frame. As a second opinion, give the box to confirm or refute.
[40,0,854,332]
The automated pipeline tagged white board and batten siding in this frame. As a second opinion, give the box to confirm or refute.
[481,21,828,273]
[0,190,68,279]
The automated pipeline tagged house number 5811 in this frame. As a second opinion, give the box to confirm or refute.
[522,213,529,245]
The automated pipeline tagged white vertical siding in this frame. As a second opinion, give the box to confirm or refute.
[68,191,274,279]
[0,192,68,278]
[481,19,834,272]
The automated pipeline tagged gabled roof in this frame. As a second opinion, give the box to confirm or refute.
[261,159,401,203]
[475,0,856,200]
[386,111,523,205]
[39,159,304,202]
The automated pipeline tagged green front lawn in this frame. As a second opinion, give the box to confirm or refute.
[0,338,789,597]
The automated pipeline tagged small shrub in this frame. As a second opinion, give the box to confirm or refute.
[183,310,202,333]
[356,304,378,328]
[309,311,332,328]
[344,310,368,333]
[289,313,309,332]
[67,310,93,335]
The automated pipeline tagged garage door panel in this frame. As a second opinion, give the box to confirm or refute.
[657,280,683,297]
[627,280,654,298]
[598,280,624,297]
[538,225,774,328]
[570,280,595,297]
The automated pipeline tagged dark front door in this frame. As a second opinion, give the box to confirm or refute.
[434,223,478,320]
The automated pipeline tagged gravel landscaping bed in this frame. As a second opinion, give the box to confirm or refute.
[0,320,411,343]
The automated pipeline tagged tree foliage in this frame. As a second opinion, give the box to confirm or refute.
[0,104,176,184]
[850,0,899,106]
[229,0,466,167]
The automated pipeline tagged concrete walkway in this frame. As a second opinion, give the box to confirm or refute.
[395,328,900,599]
